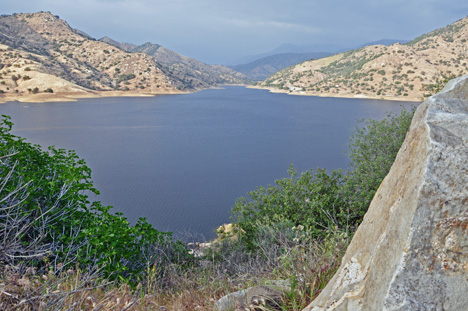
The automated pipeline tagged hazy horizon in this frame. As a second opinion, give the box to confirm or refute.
[3,0,468,64]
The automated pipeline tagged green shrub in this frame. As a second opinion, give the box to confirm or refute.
[232,167,346,248]
[341,108,415,223]
[232,108,415,247]
[0,116,191,283]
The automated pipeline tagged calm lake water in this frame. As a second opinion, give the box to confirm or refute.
[1,86,417,239]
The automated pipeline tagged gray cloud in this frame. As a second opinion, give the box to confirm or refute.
[2,0,468,64]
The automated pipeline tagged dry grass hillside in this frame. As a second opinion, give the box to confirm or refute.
[122,42,248,89]
[0,12,184,101]
[262,16,468,101]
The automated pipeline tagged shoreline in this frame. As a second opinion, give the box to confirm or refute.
[1,84,423,104]
[0,89,191,104]
[247,85,423,103]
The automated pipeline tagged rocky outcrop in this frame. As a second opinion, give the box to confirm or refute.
[304,75,468,311]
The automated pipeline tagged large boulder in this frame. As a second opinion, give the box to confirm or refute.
[304,75,468,311]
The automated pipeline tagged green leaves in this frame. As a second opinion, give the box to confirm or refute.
[0,115,190,284]
[231,108,415,248]
[343,108,415,223]
[232,166,346,248]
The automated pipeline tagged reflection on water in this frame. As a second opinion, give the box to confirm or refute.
[1,86,418,239]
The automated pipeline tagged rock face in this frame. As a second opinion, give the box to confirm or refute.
[304,75,468,311]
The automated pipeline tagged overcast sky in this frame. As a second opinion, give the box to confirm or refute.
[3,0,468,64]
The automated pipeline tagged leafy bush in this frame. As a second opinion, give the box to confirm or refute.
[232,167,346,248]
[0,116,191,283]
[232,108,415,247]
[341,108,415,224]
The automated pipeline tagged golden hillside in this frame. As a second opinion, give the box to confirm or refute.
[261,16,468,101]
[0,12,182,101]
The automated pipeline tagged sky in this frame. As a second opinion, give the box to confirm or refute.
[3,0,468,65]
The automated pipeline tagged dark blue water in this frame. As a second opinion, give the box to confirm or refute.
[0,86,417,239]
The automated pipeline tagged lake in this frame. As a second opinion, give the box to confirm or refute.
[0,86,417,239]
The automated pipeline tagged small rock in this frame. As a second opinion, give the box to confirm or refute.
[213,281,290,311]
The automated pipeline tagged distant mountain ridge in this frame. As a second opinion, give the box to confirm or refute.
[227,40,405,67]
[0,12,246,100]
[261,16,468,101]
[227,43,344,66]
[228,39,406,81]
[229,52,331,81]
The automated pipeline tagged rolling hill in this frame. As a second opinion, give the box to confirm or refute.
[261,16,468,101]
[0,12,246,101]
[229,40,405,81]
[100,38,247,89]
[0,12,180,97]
